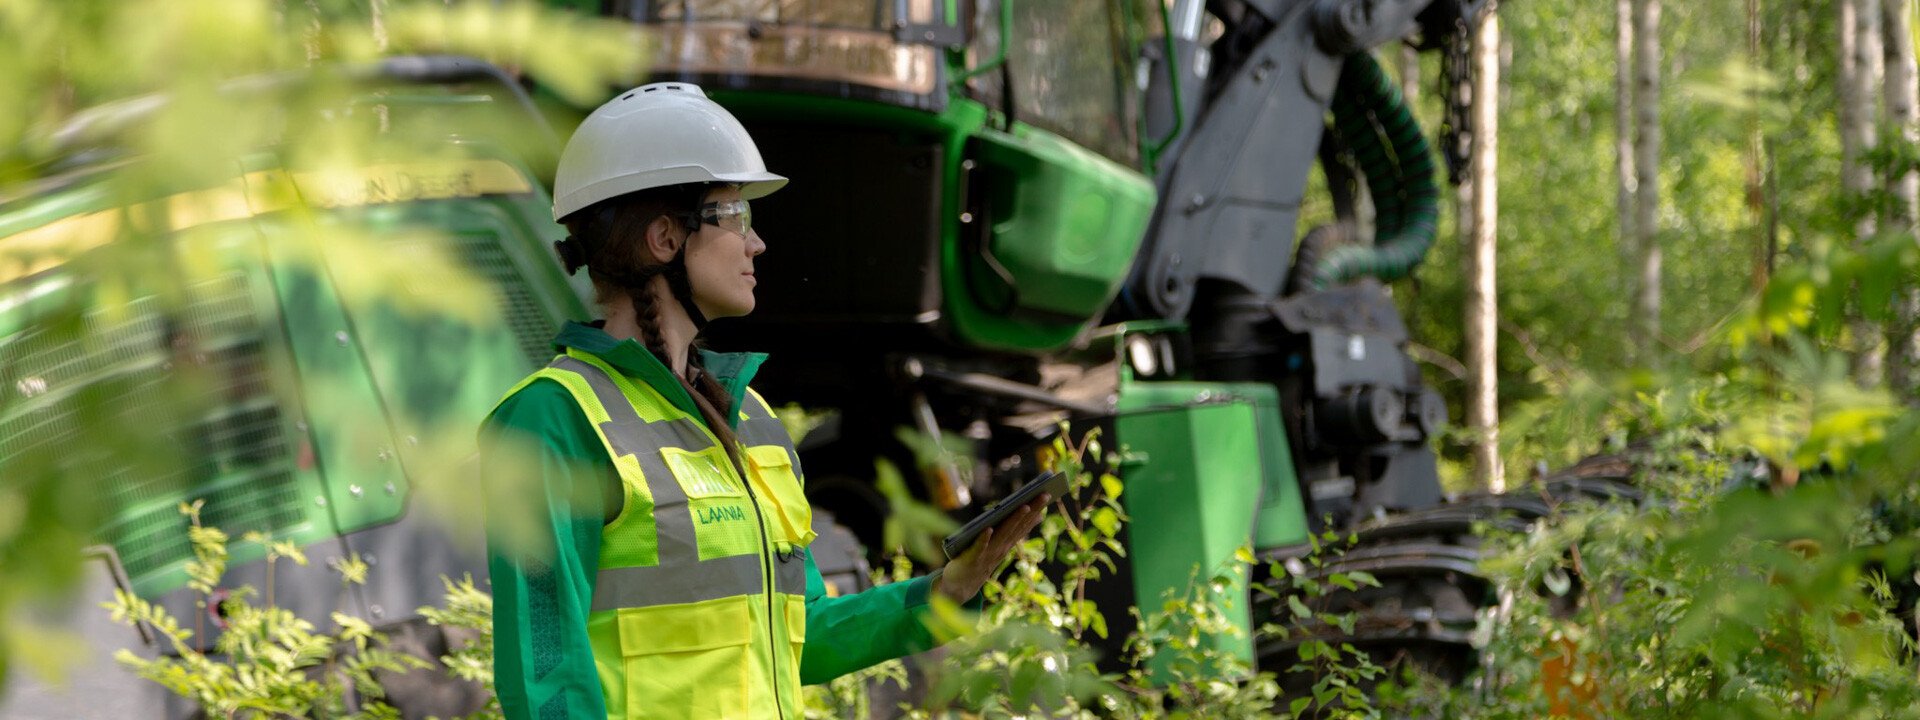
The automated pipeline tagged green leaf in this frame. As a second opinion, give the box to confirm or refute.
[1091,507,1120,538]
[1286,595,1313,621]
[1290,696,1312,717]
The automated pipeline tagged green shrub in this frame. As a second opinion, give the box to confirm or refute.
[105,501,495,720]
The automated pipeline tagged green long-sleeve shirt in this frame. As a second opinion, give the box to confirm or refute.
[482,322,939,720]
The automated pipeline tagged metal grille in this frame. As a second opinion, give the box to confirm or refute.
[0,271,304,583]
[446,229,556,366]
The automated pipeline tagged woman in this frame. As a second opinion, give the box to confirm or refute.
[481,83,1047,720]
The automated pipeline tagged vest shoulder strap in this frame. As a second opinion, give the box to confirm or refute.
[485,364,631,472]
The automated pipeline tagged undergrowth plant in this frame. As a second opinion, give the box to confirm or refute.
[884,427,1386,719]
[1421,331,1920,719]
[104,501,493,720]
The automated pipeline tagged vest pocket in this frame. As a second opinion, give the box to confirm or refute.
[779,593,808,718]
[619,596,754,719]
[745,445,817,548]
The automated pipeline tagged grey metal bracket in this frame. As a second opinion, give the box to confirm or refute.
[893,0,970,46]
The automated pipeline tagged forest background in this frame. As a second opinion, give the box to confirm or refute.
[0,0,1918,718]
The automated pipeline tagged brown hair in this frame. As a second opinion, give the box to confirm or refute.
[560,185,746,464]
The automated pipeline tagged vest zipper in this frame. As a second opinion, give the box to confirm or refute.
[726,446,786,719]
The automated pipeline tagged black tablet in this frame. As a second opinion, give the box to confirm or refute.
[942,471,1066,559]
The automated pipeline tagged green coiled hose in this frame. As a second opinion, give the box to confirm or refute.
[1310,52,1441,290]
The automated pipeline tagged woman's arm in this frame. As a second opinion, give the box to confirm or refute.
[797,496,1047,684]
[484,381,611,720]
[797,549,940,685]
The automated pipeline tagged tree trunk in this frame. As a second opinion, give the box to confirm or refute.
[1398,44,1421,103]
[1617,0,1638,302]
[371,0,389,52]
[1846,0,1886,385]
[1465,13,1504,493]
[1631,0,1662,362]
[1747,0,1771,295]
[1885,0,1919,396]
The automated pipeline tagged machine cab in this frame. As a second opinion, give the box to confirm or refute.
[585,0,1160,365]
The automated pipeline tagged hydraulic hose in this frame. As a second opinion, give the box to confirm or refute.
[1310,52,1440,290]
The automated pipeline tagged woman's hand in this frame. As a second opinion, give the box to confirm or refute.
[932,494,1051,604]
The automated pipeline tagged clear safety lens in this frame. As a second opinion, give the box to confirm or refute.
[698,199,752,237]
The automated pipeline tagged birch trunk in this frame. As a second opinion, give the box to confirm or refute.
[1884,0,1919,395]
[1398,44,1421,103]
[1748,0,1771,294]
[1617,0,1638,304]
[1466,14,1504,493]
[1848,0,1886,385]
[1631,0,1662,361]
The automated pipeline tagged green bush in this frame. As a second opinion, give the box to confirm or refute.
[1416,258,1920,719]
[105,501,497,720]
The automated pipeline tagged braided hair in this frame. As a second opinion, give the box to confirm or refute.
[558,184,747,464]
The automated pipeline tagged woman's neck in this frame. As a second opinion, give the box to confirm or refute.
[603,280,698,376]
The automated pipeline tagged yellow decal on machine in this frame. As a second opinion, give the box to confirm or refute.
[0,159,535,284]
[290,160,533,209]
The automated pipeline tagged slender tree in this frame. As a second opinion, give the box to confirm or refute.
[1617,0,1637,300]
[1631,0,1662,361]
[1885,0,1919,395]
[1397,43,1421,103]
[1845,0,1887,384]
[1466,12,1504,492]
[1747,0,1771,295]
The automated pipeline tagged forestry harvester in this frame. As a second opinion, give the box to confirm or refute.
[0,0,1642,715]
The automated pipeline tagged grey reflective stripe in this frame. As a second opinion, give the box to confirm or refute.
[590,553,764,611]
[551,357,697,569]
[549,356,770,611]
[737,395,803,470]
[774,552,807,596]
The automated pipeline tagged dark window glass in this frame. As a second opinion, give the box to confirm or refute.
[1001,0,1145,166]
[605,0,905,30]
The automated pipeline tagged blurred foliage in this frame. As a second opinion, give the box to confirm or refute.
[829,428,1391,718]
[1421,411,1920,717]
[105,502,436,719]
[0,0,645,692]
[1405,226,1920,716]
[416,575,500,720]
[1357,0,1920,484]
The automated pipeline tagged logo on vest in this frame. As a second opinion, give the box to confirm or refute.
[663,449,743,498]
[699,504,748,525]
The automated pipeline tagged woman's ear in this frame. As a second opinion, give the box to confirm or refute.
[644,215,684,264]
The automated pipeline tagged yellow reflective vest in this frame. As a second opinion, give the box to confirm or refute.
[499,348,817,720]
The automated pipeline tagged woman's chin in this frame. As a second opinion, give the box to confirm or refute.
[703,299,755,321]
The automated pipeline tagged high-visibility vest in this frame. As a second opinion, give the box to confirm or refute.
[498,348,818,720]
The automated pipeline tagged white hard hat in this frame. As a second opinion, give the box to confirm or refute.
[551,82,788,221]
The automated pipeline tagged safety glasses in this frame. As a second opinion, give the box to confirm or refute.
[687,199,751,238]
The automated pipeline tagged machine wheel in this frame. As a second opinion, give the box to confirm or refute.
[1254,450,1646,702]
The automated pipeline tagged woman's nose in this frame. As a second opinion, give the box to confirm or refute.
[747,229,767,257]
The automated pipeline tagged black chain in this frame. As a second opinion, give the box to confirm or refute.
[1437,0,1496,187]
[1438,14,1474,186]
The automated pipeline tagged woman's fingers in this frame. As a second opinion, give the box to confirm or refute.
[985,494,1049,558]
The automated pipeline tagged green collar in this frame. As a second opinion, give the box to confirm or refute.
[552,321,767,429]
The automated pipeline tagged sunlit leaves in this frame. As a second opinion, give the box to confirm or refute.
[873,456,958,565]
[376,1,645,107]
[102,518,476,718]
[0,0,646,691]
[1452,383,1920,718]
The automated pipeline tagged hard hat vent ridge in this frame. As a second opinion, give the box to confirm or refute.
[552,82,787,221]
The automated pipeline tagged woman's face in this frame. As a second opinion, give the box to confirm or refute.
[684,185,766,320]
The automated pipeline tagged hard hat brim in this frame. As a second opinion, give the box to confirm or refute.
[554,170,788,221]
[724,173,788,200]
